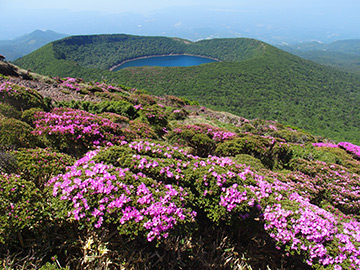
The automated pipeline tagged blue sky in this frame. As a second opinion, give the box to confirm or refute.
[1,0,359,43]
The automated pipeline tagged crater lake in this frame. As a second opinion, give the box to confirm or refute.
[112,55,218,70]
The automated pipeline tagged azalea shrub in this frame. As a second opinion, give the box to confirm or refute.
[338,142,360,159]
[21,107,44,126]
[0,118,43,149]
[0,102,21,119]
[56,99,138,119]
[98,112,129,126]
[2,75,360,269]
[129,120,158,139]
[313,142,360,173]
[32,108,138,156]
[0,150,18,174]
[167,123,237,157]
[0,173,46,244]
[287,158,360,216]
[0,81,49,111]
[168,108,188,120]
[47,149,196,242]
[138,104,169,136]
[291,144,340,164]
[240,119,317,144]
[88,140,360,270]
[14,148,74,188]
[215,135,292,169]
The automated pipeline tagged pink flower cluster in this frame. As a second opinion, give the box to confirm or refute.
[263,193,360,269]
[338,142,360,159]
[49,149,196,242]
[59,77,81,91]
[212,131,237,142]
[123,140,360,268]
[0,81,32,96]
[32,107,130,147]
[285,162,360,215]
[313,141,360,159]
[220,184,248,211]
[313,142,339,148]
[0,81,15,94]
[46,138,360,267]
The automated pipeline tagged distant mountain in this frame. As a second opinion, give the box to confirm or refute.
[278,39,360,73]
[14,34,360,144]
[0,30,68,61]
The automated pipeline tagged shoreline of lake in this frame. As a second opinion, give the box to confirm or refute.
[109,53,221,71]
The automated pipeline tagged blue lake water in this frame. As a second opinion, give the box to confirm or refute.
[113,55,217,71]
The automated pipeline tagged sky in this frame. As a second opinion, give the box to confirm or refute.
[1,0,360,44]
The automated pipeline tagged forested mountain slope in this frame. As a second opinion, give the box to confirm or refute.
[14,34,360,144]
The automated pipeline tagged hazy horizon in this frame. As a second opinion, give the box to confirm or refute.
[1,0,360,44]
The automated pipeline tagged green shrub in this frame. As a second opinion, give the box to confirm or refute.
[99,112,130,126]
[233,154,266,171]
[215,135,292,169]
[0,150,18,174]
[0,103,21,119]
[190,133,216,157]
[0,118,42,149]
[79,88,90,95]
[290,144,340,164]
[56,100,139,119]
[168,108,188,120]
[14,148,74,189]
[131,93,157,105]
[270,129,316,144]
[215,136,270,159]
[94,91,111,98]
[86,86,103,93]
[139,105,169,136]
[0,82,50,111]
[0,173,45,244]
[164,95,188,107]
[129,120,157,139]
[93,100,138,119]
[21,107,44,126]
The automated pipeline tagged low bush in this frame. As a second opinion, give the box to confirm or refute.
[56,100,138,119]
[0,173,45,244]
[21,107,44,126]
[0,150,18,174]
[32,108,136,156]
[0,82,49,111]
[14,148,74,189]
[167,123,237,157]
[139,104,169,136]
[215,135,292,169]
[0,118,42,149]
[0,103,21,119]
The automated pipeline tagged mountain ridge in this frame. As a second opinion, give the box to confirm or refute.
[14,34,360,145]
[0,30,67,61]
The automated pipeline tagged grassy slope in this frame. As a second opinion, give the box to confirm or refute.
[14,34,360,144]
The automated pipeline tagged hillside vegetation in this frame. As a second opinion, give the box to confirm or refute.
[14,34,360,144]
[0,63,360,269]
[279,39,360,74]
